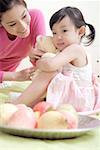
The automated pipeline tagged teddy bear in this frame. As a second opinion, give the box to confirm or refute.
[36,35,58,54]
[30,35,58,78]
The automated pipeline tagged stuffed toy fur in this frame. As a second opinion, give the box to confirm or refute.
[36,35,57,54]
[32,35,58,78]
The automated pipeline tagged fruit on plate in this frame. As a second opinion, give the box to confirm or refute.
[37,104,78,129]
[0,103,18,125]
[7,105,36,129]
[34,111,41,120]
[57,104,78,129]
[57,104,77,114]
[33,101,53,115]
[37,110,68,129]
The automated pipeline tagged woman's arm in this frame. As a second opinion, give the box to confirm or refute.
[1,67,35,82]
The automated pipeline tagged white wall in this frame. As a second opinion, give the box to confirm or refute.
[24,0,100,81]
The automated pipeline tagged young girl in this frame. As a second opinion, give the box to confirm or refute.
[14,6,100,112]
[0,0,45,83]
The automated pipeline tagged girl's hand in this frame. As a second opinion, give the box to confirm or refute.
[36,57,56,72]
[14,67,36,81]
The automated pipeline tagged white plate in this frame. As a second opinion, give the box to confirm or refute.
[78,109,100,116]
[0,115,100,139]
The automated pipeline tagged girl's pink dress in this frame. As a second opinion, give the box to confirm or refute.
[46,53,100,112]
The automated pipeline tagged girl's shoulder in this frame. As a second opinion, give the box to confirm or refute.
[67,44,86,58]
[68,44,88,67]
[69,44,85,51]
[73,44,87,54]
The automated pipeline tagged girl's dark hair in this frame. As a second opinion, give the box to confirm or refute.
[49,6,95,46]
[0,0,27,22]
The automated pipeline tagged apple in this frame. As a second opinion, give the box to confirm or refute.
[34,111,41,120]
[36,104,78,129]
[57,104,78,129]
[33,101,53,115]
[37,110,68,129]
[57,104,77,114]
[7,105,37,129]
[34,111,41,128]
[0,103,18,125]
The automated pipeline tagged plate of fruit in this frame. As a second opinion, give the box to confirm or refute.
[0,102,100,139]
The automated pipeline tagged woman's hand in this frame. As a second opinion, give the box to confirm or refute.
[29,48,45,66]
[3,67,35,82]
[14,67,36,81]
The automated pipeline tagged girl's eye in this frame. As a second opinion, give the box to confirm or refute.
[52,32,56,35]
[63,29,68,32]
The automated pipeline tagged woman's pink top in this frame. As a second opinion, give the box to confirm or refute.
[0,9,45,82]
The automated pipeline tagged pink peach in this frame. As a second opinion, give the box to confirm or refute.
[33,101,53,115]
[7,105,36,129]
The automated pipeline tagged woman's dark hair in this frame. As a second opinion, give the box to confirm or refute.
[0,0,27,22]
[49,6,95,46]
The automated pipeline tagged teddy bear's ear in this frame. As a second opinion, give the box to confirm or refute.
[35,35,45,51]
[35,35,57,53]
[36,35,43,42]
[42,36,57,53]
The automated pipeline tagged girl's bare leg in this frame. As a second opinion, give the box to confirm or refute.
[13,71,56,106]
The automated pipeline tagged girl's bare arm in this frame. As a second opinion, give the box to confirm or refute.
[36,44,84,71]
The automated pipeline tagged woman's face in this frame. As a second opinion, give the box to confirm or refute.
[1,4,31,38]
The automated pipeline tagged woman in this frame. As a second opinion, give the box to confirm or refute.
[0,0,45,83]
